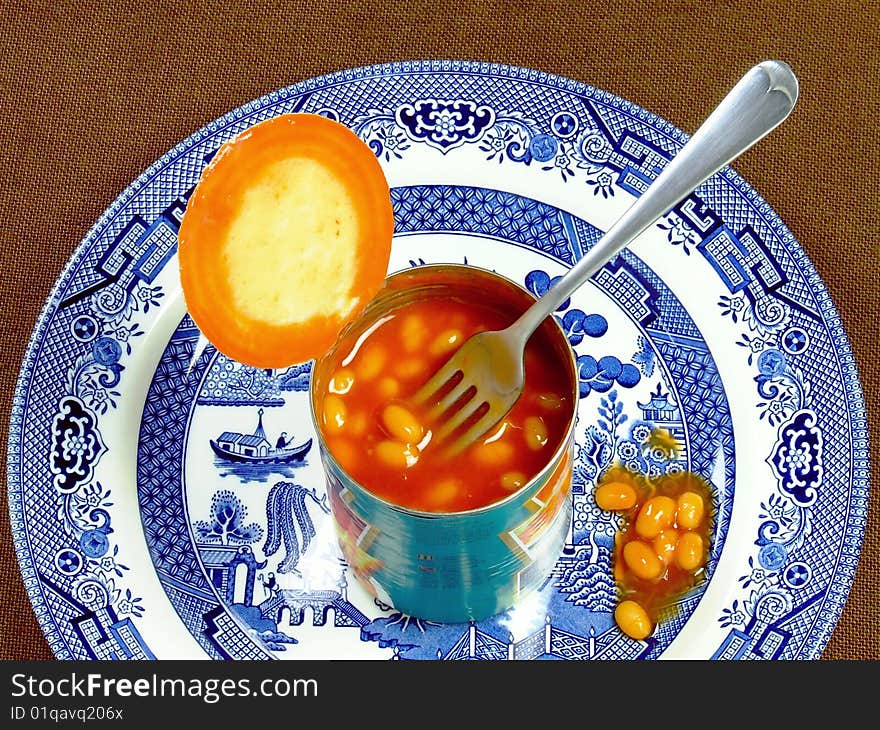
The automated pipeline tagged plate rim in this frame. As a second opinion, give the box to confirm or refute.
[6,58,870,660]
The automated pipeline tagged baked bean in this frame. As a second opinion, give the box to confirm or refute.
[381,403,424,443]
[322,394,347,433]
[401,314,426,353]
[614,600,653,640]
[623,540,664,581]
[426,478,462,509]
[635,495,677,539]
[394,358,426,380]
[524,416,549,450]
[473,440,514,467]
[595,481,638,511]
[354,346,386,380]
[378,377,400,399]
[676,491,705,530]
[348,410,368,437]
[429,329,463,357]
[501,471,527,491]
[653,528,679,565]
[375,440,420,470]
[329,368,355,395]
[675,532,704,571]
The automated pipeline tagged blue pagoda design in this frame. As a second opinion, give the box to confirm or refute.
[198,544,265,607]
[638,383,686,446]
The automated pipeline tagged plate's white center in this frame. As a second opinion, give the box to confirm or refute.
[223,157,361,325]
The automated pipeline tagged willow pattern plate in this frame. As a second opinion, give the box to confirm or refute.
[8,61,868,660]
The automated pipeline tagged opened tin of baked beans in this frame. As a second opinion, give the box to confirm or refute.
[309,264,578,623]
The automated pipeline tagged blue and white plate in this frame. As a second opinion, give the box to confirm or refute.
[8,61,868,660]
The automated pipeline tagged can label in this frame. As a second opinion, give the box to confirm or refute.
[501,449,573,564]
[515,495,572,598]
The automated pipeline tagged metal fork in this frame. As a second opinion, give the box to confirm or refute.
[414,60,799,454]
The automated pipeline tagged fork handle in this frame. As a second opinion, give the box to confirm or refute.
[509,59,799,341]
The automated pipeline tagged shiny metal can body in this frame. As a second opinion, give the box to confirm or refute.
[310,265,578,623]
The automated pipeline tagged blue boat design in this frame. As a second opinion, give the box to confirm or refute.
[210,408,312,464]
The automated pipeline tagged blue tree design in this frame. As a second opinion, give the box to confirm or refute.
[523,269,642,395]
[524,270,610,346]
[559,310,609,346]
[195,490,263,545]
[277,362,312,392]
[597,390,627,446]
[578,355,641,396]
[573,428,614,484]
[524,270,572,314]
[556,547,616,611]
[631,335,655,376]
[263,482,329,574]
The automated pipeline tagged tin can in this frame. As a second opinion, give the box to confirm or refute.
[309,265,578,623]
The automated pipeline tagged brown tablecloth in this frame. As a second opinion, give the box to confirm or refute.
[1,0,877,660]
